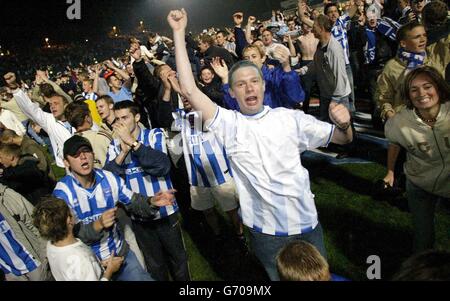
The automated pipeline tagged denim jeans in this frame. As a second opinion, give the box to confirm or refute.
[248,223,327,281]
[22,121,45,146]
[406,180,448,253]
[132,213,190,281]
[114,249,154,281]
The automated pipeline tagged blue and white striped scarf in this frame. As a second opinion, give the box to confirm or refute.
[364,18,400,64]
[397,47,426,70]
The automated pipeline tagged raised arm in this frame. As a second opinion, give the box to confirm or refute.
[37,70,72,103]
[298,1,314,28]
[92,65,103,96]
[104,60,132,89]
[168,8,217,121]
[245,16,255,45]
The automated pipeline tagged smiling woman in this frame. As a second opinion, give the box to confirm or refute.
[384,66,450,254]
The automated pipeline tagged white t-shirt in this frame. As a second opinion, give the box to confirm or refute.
[0,109,26,136]
[46,239,103,281]
[208,106,334,236]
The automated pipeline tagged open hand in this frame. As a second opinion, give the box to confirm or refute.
[150,189,177,207]
[102,255,124,274]
[100,207,117,229]
[104,60,116,70]
[130,43,142,61]
[271,45,290,65]
[210,57,229,81]
[112,122,134,147]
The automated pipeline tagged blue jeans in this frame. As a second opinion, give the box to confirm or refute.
[406,180,448,253]
[248,223,327,281]
[114,249,154,281]
[23,121,45,146]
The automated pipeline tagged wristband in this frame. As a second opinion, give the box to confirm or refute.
[336,123,350,131]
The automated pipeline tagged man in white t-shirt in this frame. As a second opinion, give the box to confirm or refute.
[168,8,354,280]
[33,197,123,281]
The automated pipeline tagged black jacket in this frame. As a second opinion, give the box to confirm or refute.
[0,155,55,205]
[132,59,178,128]
[201,45,235,68]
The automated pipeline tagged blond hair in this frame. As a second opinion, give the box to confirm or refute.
[276,241,331,281]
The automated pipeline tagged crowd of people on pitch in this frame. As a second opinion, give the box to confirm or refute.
[0,0,449,281]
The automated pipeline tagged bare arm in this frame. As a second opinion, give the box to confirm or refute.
[286,35,297,57]
[92,65,104,96]
[298,1,314,28]
[168,9,217,122]
[329,102,353,145]
[37,70,72,103]
[105,60,131,89]
[383,143,401,186]
[272,44,292,72]
[245,16,256,44]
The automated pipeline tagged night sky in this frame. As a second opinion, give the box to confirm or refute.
[0,0,283,48]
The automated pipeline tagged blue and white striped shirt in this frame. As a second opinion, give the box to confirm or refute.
[172,110,233,187]
[53,169,135,261]
[82,92,98,101]
[0,213,40,276]
[331,13,351,65]
[107,128,178,220]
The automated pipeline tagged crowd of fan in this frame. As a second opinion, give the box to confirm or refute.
[0,0,449,281]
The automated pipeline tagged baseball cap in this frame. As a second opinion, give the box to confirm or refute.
[63,135,93,158]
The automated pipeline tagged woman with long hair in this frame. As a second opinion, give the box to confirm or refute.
[384,66,450,253]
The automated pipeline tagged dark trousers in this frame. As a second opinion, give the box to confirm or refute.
[406,180,448,253]
[132,213,190,281]
[300,60,315,114]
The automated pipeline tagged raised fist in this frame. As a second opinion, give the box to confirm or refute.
[167,8,188,31]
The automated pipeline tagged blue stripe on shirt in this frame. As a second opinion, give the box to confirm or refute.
[202,140,226,185]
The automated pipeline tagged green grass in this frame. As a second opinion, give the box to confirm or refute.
[52,161,450,281]
[310,162,450,280]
